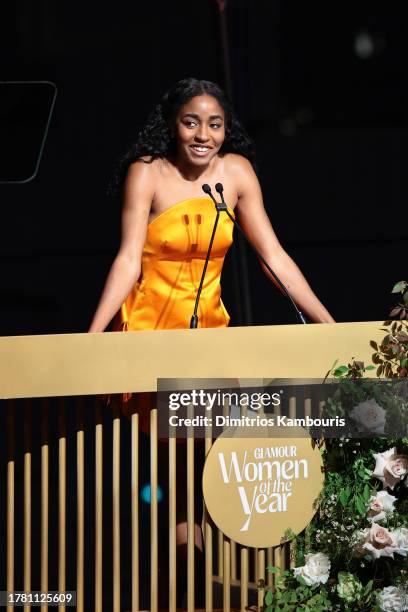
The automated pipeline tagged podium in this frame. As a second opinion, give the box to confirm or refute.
[0,321,382,399]
[0,322,384,611]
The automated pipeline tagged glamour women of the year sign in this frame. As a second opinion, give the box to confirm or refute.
[202,428,324,548]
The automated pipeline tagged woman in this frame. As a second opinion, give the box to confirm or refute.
[89,77,334,334]
[89,77,334,606]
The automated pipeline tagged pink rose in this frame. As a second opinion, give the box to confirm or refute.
[360,525,397,559]
[388,458,408,478]
[367,491,397,522]
[372,447,408,489]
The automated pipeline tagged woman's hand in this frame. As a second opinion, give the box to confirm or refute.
[232,155,335,324]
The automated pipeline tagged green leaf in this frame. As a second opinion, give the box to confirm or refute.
[265,590,273,605]
[365,365,375,371]
[334,365,349,377]
[362,484,371,502]
[392,281,407,293]
[339,487,351,507]
[358,468,371,480]
[266,565,281,574]
[355,495,366,515]
[364,579,373,595]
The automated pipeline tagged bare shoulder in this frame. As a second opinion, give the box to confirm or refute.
[222,153,258,197]
[123,157,158,210]
[222,152,254,173]
[124,157,159,188]
[126,156,160,179]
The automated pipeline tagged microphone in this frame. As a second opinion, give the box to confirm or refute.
[203,183,227,212]
[189,185,222,328]
[211,182,307,325]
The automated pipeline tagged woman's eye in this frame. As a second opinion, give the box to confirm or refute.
[210,123,222,129]
[185,121,197,128]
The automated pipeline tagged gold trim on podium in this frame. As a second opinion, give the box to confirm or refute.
[0,322,381,399]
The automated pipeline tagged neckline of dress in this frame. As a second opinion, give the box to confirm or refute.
[147,197,235,228]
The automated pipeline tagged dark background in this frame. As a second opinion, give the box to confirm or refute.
[1,0,407,336]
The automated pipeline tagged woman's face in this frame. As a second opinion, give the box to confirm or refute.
[173,94,225,167]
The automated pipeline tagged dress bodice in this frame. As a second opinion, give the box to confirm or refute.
[116,197,235,330]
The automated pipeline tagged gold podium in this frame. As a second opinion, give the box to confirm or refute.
[0,321,381,399]
[0,322,383,612]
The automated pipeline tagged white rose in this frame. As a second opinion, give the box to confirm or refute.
[393,527,408,557]
[360,525,397,559]
[293,552,330,586]
[373,447,408,489]
[378,586,408,612]
[367,490,397,522]
[350,400,386,434]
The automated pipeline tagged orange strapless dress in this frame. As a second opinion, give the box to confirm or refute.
[115,197,235,331]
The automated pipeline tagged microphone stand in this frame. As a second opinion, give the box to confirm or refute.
[205,183,308,325]
[189,209,221,328]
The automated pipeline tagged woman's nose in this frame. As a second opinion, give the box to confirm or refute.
[195,126,209,142]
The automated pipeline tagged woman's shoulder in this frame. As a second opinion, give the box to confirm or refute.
[220,153,259,200]
[124,157,162,198]
[131,155,175,177]
[221,152,254,173]
[126,156,162,180]
[220,153,256,190]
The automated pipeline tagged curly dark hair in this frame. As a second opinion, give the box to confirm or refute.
[110,77,256,195]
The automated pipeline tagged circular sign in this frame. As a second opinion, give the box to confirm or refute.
[202,427,323,548]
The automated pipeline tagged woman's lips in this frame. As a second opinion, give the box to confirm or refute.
[189,145,211,157]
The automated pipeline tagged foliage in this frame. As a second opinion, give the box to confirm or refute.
[261,283,408,611]
[264,567,332,611]
[262,433,408,611]
[327,281,408,380]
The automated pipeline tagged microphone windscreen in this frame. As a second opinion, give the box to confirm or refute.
[215,183,224,193]
[201,183,211,194]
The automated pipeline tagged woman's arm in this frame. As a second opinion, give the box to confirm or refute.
[233,156,335,323]
[88,162,154,332]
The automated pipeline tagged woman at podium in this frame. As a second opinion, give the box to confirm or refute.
[89,77,334,335]
[88,77,334,606]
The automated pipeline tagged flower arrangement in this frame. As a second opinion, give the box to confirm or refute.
[263,283,408,611]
